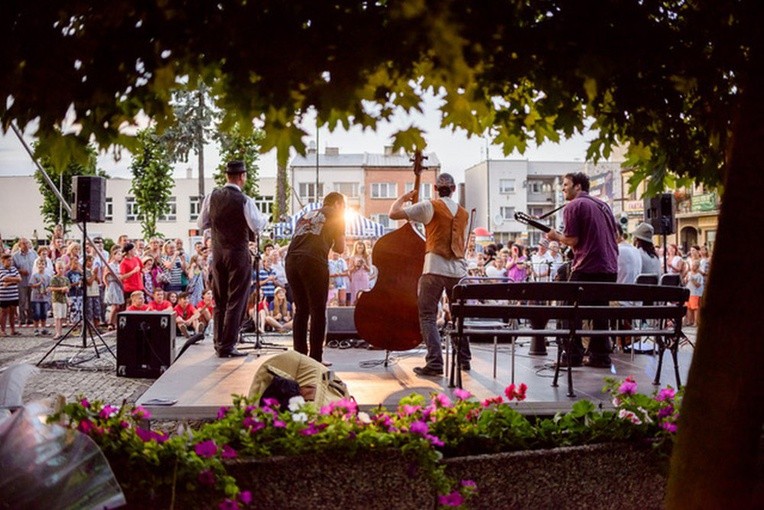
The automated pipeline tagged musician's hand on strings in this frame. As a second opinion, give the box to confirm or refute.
[546,230,561,243]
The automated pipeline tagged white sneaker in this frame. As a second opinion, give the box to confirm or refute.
[33,329,40,337]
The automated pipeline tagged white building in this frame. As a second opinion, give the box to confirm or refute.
[464,160,623,245]
[0,173,276,244]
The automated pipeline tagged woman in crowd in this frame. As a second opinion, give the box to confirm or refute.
[666,244,686,278]
[631,222,662,276]
[161,242,187,293]
[505,244,528,282]
[186,254,206,306]
[103,246,124,330]
[347,241,371,305]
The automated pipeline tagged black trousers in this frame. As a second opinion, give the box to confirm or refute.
[211,248,252,354]
[568,271,617,363]
[285,254,329,363]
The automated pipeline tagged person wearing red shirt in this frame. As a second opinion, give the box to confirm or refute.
[147,288,173,312]
[195,289,215,333]
[119,243,144,304]
[174,291,200,338]
[125,291,149,311]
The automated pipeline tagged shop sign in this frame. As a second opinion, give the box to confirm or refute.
[691,193,717,212]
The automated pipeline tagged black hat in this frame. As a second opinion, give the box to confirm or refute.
[226,161,246,174]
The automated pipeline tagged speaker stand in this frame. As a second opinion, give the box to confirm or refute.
[37,218,115,367]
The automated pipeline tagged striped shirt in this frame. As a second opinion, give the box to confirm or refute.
[0,265,21,301]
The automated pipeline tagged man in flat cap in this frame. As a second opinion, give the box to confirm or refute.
[389,172,472,377]
[198,161,268,357]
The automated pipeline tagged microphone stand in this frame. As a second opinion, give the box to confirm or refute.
[238,230,287,355]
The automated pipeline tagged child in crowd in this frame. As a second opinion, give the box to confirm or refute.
[66,257,84,325]
[49,261,70,340]
[84,256,101,329]
[0,253,22,336]
[142,256,157,302]
[147,288,173,312]
[685,259,704,327]
[196,289,215,333]
[174,291,200,338]
[270,287,293,331]
[126,290,149,311]
[103,246,124,330]
[29,258,51,336]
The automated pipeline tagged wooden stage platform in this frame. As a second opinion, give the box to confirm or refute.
[137,333,695,420]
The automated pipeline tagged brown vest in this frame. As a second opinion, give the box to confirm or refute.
[425,199,469,259]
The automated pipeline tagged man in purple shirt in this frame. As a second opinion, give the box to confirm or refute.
[547,172,619,367]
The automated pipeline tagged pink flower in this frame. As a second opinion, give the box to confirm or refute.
[454,388,472,400]
[119,420,130,429]
[239,491,253,505]
[481,396,503,407]
[135,427,153,442]
[80,398,90,408]
[300,423,321,436]
[410,420,429,436]
[401,404,421,417]
[198,469,216,486]
[504,383,528,401]
[153,431,169,443]
[656,388,676,402]
[657,405,674,419]
[219,499,239,510]
[243,417,265,433]
[194,440,218,458]
[221,445,238,459]
[77,419,94,434]
[99,405,119,419]
[273,419,286,428]
[217,406,230,419]
[661,421,678,433]
[461,479,477,489]
[438,490,465,507]
[433,393,453,408]
[131,406,151,420]
[427,434,444,447]
[618,377,638,395]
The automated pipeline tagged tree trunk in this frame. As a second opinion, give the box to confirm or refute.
[276,163,289,221]
[666,54,764,508]
[197,89,205,200]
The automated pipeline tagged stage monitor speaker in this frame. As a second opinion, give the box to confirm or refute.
[72,175,106,223]
[643,193,675,235]
[116,311,176,378]
[327,306,358,340]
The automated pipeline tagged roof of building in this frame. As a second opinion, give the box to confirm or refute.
[289,151,440,168]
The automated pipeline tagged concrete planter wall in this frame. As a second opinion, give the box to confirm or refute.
[118,443,668,509]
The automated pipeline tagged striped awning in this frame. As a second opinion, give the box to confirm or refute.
[271,202,385,239]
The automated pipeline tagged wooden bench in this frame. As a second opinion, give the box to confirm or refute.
[449,281,689,397]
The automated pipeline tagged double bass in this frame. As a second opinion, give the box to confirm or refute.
[354,152,427,351]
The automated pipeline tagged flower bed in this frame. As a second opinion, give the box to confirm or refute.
[48,378,680,509]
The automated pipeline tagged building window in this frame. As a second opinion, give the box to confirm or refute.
[372,214,394,229]
[298,182,324,201]
[159,196,177,222]
[254,195,274,218]
[404,183,433,200]
[189,196,201,222]
[530,181,541,193]
[531,207,544,217]
[125,197,139,222]
[105,197,113,222]
[499,179,516,194]
[334,182,359,198]
[371,183,397,199]
[500,206,516,219]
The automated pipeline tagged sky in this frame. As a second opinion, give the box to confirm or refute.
[0,94,595,184]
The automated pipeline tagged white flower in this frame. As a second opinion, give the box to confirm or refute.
[618,409,642,425]
[612,397,622,407]
[638,407,653,424]
[357,412,372,424]
[288,396,306,411]
[292,412,308,423]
